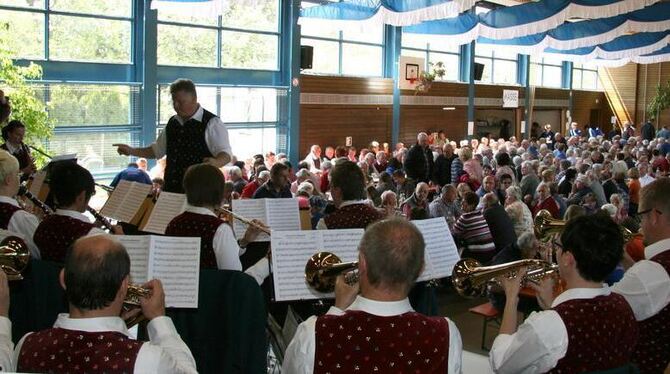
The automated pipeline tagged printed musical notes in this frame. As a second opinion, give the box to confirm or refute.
[141,192,187,234]
[232,198,301,242]
[411,217,461,281]
[100,180,152,223]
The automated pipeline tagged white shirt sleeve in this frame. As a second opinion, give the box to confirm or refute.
[134,316,197,374]
[8,210,40,260]
[11,332,31,372]
[446,319,463,374]
[0,317,13,372]
[489,310,568,374]
[212,223,243,271]
[244,257,270,286]
[204,117,232,157]
[151,128,167,159]
[612,260,670,321]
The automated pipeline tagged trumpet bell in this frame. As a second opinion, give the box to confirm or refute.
[305,252,342,293]
[0,236,31,281]
[534,209,564,242]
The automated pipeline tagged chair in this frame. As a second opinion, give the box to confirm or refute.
[141,269,268,374]
[469,302,500,351]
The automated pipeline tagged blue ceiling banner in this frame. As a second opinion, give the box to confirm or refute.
[541,31,670,62]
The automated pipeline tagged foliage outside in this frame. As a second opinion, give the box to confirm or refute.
[415,61,446,94]
[647,81,670,121]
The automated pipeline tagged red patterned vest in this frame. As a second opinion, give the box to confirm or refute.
[165,211,220,269]
[314,310,449,373]
[0,201,21,229]
[632,250,670,373]
[549,293,638,374]
[324,204,384,229]
[17,328,143,373]
[34,214,95,262]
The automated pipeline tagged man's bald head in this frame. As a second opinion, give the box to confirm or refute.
[64,235,130,311]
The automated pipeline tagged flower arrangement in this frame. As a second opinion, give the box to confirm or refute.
[415,61,446,94]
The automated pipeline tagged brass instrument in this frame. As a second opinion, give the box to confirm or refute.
[304,252,359,293]
[534,209,639,242]
[452,258,559,298]
[122,284,151,328]
[0,236,31,281]
[217,207,271,235]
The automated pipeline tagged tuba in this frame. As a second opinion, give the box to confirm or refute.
[0,236,31,281]
[452,258,559,298]
[534,209,639,242]
[305,252,359,293]
[122,284,151,328]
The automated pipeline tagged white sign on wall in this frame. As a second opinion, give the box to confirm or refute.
[399,56,425,90]
[503,90,519,108]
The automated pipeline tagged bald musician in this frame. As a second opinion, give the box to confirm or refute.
[612,178,670,373]
[13,235,197,373]
[490,214,638,373]
[165,163,270,285]
[114,79,231,193]
[33,162,119,262]
[0,150,40,258]
[317,160,383,229]
[283,219,462,373]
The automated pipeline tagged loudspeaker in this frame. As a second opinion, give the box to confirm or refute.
[301,45,313,70]
[474,62,485,81]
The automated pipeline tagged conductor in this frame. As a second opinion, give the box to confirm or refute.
[114,79,231,193]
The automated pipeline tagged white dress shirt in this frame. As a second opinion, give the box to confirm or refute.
[489,286,613,374]
[53,208,107,237]
[283,295,463,374]
[0,196,40,259]
[12,314,197,374]
[151,105,232,159]
[612,238,670,321]
[183,205,269,285]
[0,316,13,371]
[302,153,322,174]
[639,174,655,188]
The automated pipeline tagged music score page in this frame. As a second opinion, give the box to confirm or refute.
[412,217,461,281]
[232,198,301,242]
[100,180,152,223]
[142,192,187,234]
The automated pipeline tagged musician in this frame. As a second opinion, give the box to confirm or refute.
[0,150,40,258]
[114,79,232,193]
[252,162,292,199]
[0,120,36,178]
[612,178,670,373]
[490,214,638,373]
[317,160,383,229]
[33,162,118,262]
[12,235,197,373]
[0,90,10,125]
[283,219,462,373]
[165,163,269,285]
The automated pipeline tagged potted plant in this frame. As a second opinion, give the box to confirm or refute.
[415,61,446,94]
[647,80,670,122]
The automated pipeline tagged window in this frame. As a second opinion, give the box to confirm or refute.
[401,31,460,81]
[572,62,601,90]
[474,43,518,85]
[529,56,563,88]
[301,1,384,77]
[157,0,280,70]
[0,0,133,63]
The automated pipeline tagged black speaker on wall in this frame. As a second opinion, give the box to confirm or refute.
[301,45,313,69]
[474,62,485,81]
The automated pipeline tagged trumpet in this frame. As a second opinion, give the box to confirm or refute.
[122,284,151,328]
[452,258,559,298]
[0,235,31,281]
[216,207,270,235]
[304,252,359,293]
[534,209,639,242]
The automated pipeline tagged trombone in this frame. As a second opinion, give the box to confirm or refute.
[304,252,359,293]
[534,209,639,242]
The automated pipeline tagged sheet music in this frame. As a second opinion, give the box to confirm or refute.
[101,180,152,223]
[117,235,150,284]
[266,198,301,233]
[51,153,77,162]
[412,218,461,282]
[232,199,268,241]
[142,192,186,234]
[147,236,200,308]
[271,229,363,302]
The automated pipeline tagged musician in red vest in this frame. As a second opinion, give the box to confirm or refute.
[317,160,383,229]
[613,177,670,373]
[0,150,40,258]
[490,213,638,373]
[33,162,119,262]
[12,235,197,373]
[283,218,463,373]
[165,163,269,285]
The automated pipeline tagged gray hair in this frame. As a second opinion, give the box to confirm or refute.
[517,232,536,252]
[506,186,523,201]
[227,166,242,178]
[321,160,333,171]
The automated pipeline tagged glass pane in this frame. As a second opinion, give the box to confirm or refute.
[222,0,278,32]
[572,69,582,89]
[49,15,131,63]
[45,132,138,174]
[493,59,517,85]
[300,2,338,39]
[157,10,218,26]
[342,43,383,77]
[157,24,217,67]
[0,0,44,9]
[0,10,44,59]
[582,70,599,90]
[582,62,599,71]
[429,35,461,53]
[157,85,218,125]
[530,55,541,64]
[49,0,131,18]
[474,57,491,83]
[221,31,278,70]
[228,127,276,162]
[475,43,494,57]
[543,56,563,66]
[475,5,491,14]
[48,84,134,126]
[401,31,428,49]
[401,48,426,61]
[301,38,339,74]
[342,24,383,44]
[221,88,279,123]
[494,48,518,60]
[429,52,459,81]
[543,65,562,88]
[529,63,540,86]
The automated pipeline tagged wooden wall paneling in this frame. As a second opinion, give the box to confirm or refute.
[601,64,637,125]
[300,75,394,95]
[571,91,613,134]
[534,88,569,100]
[399,106,468,145]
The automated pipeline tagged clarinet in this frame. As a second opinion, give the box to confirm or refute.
[86,206,114,232]
[17,185,53,215]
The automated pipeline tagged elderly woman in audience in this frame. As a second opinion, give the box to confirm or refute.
[378,190,400,218]
[505,185,534,237]
[291,168,313,195]
[401,182,430,220]
[532,182,560,218]
[296,181,314,209]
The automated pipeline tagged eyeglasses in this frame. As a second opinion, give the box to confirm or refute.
[638,208,662,217]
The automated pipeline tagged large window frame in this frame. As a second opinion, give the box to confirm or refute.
[572,63,601,91]
[400,31,461,82]
[473,43,519,86]
[529,56,564,88]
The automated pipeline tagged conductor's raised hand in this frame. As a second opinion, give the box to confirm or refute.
[140,279,166,321]
[113,143,132,156]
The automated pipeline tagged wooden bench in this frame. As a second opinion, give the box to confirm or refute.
[469,302,500,351]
